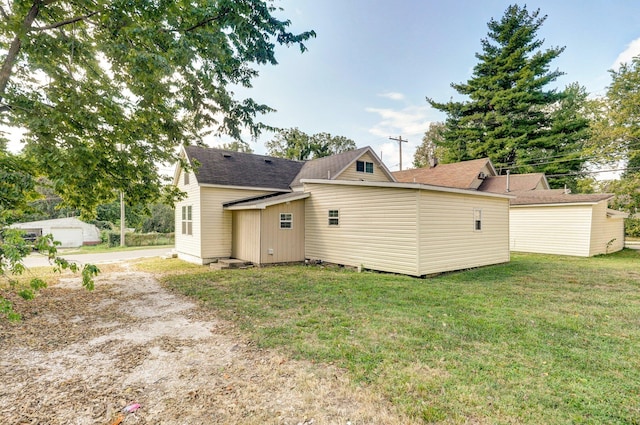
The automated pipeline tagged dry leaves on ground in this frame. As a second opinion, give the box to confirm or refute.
[0,263,413,425]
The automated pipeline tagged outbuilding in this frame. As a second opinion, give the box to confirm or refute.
[10,217,101,248]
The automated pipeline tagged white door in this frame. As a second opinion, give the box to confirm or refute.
[51,227,84,248]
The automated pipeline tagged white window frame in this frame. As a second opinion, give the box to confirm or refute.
[356,160,374,174]
[182,205,193,235]
[328,209,339,226]
[474,208,482,231]
[280,213,293,229]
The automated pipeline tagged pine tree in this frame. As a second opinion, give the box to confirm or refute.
[428,5,589,188]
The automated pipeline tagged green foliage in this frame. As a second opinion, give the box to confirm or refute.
[0,0,315,216]
[413,122,445,168]
[1,232,99,320]
[107,231,174,247]
[625,218,640,238]
[266,128,357,160]
[428,5,589,189]
[141,203,175,233]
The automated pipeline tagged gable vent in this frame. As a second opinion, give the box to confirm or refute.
[478,172,487,179]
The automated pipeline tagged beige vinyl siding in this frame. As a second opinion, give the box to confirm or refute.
[199,187,271,262]
[335,152,393,182]
[418,192,510,275]
[175,168,201,260]
[589,201,625,255]
[259,200,306,263]
[232,210,261,263]
[305,183,420,276]
[510,205,593,256]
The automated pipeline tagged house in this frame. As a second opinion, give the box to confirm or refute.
[393,159,627,257]
[174,146,512,276]
[9,217,101,248]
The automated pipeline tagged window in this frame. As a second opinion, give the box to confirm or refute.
[328,209,339,226]
[356,160,374,174]
[183,171,189,185]
[474,209,482,231]
[182,205,192,235]
[280,213,293,229]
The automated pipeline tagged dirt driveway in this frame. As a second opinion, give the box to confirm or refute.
[0,263,410,425]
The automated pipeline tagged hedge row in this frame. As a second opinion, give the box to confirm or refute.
[106,232,174,247]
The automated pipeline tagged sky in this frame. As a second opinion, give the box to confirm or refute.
[222,0,640,172]
[6,1,640,175]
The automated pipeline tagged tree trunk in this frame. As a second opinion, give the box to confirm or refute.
[0,1,42,102]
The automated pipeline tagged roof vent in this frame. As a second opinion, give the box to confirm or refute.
[223,153,232,158]
[264,159,272,163]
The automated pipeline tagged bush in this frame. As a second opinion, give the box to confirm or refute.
[626,217,640,238]
[106,232,174,247]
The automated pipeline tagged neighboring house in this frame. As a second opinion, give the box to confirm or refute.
[10,217,101,248]
[174,146,512,276]
[393,158,627,257]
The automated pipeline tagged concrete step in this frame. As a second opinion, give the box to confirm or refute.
[210,258,253,270]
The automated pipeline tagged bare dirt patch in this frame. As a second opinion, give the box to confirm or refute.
[0,264,412,424]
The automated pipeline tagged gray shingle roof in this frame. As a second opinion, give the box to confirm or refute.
[509,190,613,206]
[290,146,372,187]
[184,145,304,190]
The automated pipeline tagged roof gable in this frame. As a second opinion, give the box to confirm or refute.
[290,146,395,187]
[183,145,304,190]
[392,158,495,189]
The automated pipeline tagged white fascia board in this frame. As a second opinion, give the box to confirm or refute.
[300,179,514,200]
[224,193,310,210]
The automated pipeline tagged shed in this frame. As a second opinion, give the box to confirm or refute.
[10,217,101,248]
[509,192,628,256]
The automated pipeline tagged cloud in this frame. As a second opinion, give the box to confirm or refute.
[365,105,435,171]
[365,105,432,140]
[377,91,405,101]
[611,37,640,70]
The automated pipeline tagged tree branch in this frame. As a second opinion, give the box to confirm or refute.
[0,1,41,101]
[30,10,100,32]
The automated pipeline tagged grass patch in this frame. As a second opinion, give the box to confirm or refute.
[59,244,174,255]
[160,251,640,424]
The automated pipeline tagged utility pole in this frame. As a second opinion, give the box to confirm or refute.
[389,136,408,171]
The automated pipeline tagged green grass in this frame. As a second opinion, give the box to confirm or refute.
[59,243,174,255]
[161,251,640,424]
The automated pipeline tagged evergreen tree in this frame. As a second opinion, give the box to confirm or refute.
[427,4,589,188]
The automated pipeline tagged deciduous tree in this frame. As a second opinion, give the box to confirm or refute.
[266,128,356,160]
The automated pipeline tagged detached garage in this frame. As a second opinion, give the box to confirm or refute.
[10,217,101,248]
[509,191,627,257]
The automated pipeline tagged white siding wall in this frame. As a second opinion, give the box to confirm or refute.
[304,183,420,276]
[175,163,271,264]
[510,205,593,256]
[199,187,271,262]
[589,201,626,255]
[418,192,510,275]
[175,169,202,260]
[335,152,393,182]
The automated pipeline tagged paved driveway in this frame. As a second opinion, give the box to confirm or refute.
[23,247,174,268]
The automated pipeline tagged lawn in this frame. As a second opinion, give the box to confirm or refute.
[161,251,640,424]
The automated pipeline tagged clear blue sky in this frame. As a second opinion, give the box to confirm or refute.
[223,0,640,171]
